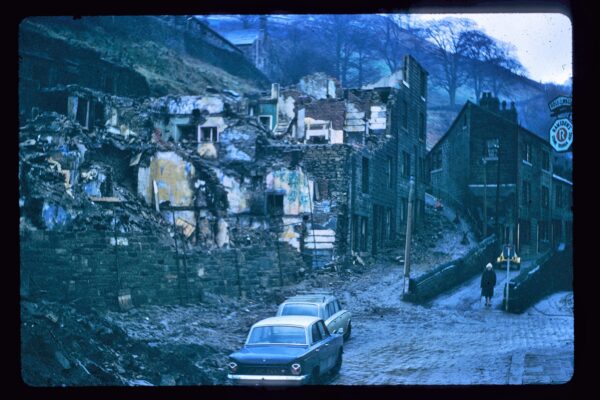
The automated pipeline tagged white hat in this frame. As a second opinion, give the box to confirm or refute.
[486,263,493,269]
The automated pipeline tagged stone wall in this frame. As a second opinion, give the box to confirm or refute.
[404,235,498,303]
[20,228,304,310]
[504,245,572,313]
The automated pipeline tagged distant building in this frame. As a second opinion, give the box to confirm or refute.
[220,16,272,77]
[427,92,573,258]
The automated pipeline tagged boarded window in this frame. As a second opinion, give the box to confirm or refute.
[314,179,329,200]
[520,219,531,244]
[542,186,549,208]
[179,125,197,142]
[360,216,368,252]
[542,150,550,171]
[485,138,499,158]
[403,152,411,178]
[259,115,272,130]
[522,142,532,163]
[201,127,218,142]
[522,180,531,204]
[362,157,369,193]
[556,186,563,208]
[266,193,284,215]
[539,221,550,241]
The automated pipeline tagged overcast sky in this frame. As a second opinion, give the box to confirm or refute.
[414,13,572,85]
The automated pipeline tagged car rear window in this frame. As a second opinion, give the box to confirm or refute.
[281,303,319,317]
[247,326,306,345]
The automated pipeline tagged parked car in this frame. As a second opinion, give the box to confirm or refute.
[276,294,352,341]
[227,315,343,386]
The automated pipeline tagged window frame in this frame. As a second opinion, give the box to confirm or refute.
[200,126,218,143]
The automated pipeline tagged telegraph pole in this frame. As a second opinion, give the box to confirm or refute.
[482,158,487,238]
[505,245,512,312]
[403,176,415,295]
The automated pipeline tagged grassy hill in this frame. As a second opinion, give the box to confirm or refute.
[20,16,269,97]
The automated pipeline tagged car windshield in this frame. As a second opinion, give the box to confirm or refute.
[247,326,307,345]
[281,303,319,317]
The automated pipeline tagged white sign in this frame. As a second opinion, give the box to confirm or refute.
[549,118,573,152]
[548,96,572,112]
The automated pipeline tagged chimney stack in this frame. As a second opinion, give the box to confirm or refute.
[271,83,280,100]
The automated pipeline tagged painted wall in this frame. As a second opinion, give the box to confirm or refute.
[214,169,251,215]
[138,151,197,228]
[265,168,312,215]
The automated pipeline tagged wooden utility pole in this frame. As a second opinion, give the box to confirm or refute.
[403,176,415,295]
[483,158,487,238]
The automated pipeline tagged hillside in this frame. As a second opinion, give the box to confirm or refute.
[20,16,270,97]
[206,14,572,149]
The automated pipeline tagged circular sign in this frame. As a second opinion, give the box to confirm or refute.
[549,118,573,152]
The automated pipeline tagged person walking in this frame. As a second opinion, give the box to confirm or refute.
[480,262,497,307]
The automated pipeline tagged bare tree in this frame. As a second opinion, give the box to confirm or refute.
[321,15,357,86]
[487,41,527,97]
[461,30,496,101]
[420,18,475,107]
[376,16,405,74]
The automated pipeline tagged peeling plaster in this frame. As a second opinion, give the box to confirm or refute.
[224,144,251,161]
[138,152,196,228]
[42,202,70,230]
[165,96,224,115]
[216,218,229,248]
[266,168,312,215]
[198,143,218,159]
[214,169,250,214]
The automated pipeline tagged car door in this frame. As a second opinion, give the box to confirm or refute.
[334,299,350,333]
[310,322,328,373]
[324,301,340,334]
[317,320,337,371]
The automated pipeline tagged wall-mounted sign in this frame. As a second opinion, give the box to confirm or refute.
[549,118,573,152]
[548,95,572,152]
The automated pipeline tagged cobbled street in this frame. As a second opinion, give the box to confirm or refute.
[326,263,574,385]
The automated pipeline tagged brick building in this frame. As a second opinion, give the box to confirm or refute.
[427,92,572,258]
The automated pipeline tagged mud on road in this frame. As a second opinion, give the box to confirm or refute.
[21,256,573,386]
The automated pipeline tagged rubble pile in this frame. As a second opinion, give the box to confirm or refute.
[410,201,477,278]
[20,293,277,386]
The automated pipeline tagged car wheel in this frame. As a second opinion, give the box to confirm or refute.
[331,350,342,376]
[343,321,352,341]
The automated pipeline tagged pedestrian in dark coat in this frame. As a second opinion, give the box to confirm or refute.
[481,262,497,307]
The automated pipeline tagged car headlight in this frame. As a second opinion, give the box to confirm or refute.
[290,363,302,375]
[228,361,238,373]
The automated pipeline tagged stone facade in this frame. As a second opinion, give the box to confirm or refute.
[427,92,573,257]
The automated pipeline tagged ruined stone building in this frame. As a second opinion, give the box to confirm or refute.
[219,16,273,78]
[19,20,429,310]
[427,92,573,258]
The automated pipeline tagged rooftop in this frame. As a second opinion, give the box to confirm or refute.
[221,29,260,46]
[282,294,336,304]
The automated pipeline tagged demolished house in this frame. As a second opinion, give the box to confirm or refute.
[20,55,430,309]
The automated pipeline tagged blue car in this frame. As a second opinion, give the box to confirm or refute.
[227,315,343,385]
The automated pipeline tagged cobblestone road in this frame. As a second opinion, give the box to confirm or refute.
[329,264,574,385]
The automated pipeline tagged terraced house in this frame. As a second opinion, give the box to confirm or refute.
[427,92,572,258]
